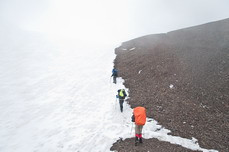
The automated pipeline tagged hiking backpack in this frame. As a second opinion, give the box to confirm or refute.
[133,107,146,125]
[112,69,118,76]
[118,89,126,99]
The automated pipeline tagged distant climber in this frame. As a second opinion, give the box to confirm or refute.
[131,107,146,146]
[111,68,118,84]
[117,89,127,112]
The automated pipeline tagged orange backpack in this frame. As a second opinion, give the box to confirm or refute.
[134,107,146,125]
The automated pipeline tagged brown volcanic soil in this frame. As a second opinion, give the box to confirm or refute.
[111,138,200,152]
[111,18,229,152]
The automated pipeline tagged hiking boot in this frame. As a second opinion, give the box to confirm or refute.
[135,141,138,146]
[135,137,139,146]
[139,138,143,143]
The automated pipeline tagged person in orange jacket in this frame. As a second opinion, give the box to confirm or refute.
[131,107,146,146]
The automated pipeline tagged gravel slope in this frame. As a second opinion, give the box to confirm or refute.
[111,18,229,152]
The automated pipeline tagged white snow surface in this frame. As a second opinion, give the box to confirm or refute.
[170,84,174,89]
[0,30,218,152]
[129,47,135,51]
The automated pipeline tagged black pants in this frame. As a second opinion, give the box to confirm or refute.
[113,76,117,84]
[119,99,124,112]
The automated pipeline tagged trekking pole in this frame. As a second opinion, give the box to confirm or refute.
[130,122,133,135]
[115,98,116,110]
[115,95,118,110]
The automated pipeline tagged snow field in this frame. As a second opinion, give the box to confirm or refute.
[0,31,218,152]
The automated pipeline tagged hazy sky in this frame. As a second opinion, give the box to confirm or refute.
[1,0,229,44]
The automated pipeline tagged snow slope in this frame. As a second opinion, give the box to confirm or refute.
[0,27,218,152]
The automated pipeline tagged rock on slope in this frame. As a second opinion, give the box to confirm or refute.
[111,18,229,152]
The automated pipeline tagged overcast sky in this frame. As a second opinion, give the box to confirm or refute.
[0,0,229,44]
